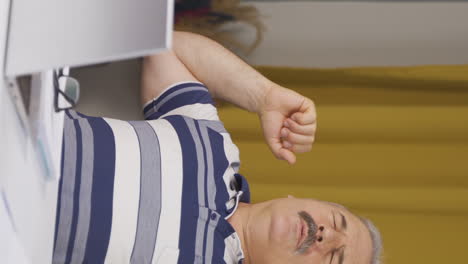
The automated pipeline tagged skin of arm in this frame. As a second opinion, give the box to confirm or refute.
[171,31,272,113]
[143,31,317,164]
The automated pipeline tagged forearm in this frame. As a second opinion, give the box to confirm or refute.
[172,31,274,113]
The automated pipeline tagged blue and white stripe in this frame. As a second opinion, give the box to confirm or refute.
[54,82,250,264]
[129,121,162,263]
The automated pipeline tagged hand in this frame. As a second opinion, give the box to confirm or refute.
[258,85,317,164]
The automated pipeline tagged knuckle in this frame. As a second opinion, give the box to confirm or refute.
[291,120,300,129]
[297,125,307,134]
[287,133,297,142]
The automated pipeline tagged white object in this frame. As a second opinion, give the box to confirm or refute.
[29,70,65,180]
[1,1,173,263]
[0,80,58,264]
[5,0,174,76]
[0,191,31,264]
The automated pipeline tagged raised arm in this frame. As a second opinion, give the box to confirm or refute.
[171,31,271,113]
[143,31,317,164]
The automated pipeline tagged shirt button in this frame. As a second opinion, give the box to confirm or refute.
[210,213,217,220]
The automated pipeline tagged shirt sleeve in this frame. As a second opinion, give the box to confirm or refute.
[142,81,220,121]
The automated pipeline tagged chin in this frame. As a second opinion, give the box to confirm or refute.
[269,212,296,246]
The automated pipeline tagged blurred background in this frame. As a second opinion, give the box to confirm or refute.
[72,1,468,263]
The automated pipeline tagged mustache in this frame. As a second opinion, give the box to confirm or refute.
[296,211,318,254]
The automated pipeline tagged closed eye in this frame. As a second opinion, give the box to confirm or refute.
[333,213,336,229]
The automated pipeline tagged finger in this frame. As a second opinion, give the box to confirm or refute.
[284,119,316,136]
[281,128,314,145]
[283,141,313,153]
[289,143,313,154]
[291,111,316,125]
[267,137,285,160]
[278,147,296,165]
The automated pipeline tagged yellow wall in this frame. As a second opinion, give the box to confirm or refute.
[218,65,468,264]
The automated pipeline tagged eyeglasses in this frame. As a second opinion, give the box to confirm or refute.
[54,69,80,112]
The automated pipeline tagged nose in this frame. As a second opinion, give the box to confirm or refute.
[315,225,345,251]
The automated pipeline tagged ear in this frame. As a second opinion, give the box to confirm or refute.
[287,195,295,199]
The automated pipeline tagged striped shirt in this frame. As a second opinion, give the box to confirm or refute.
[53,82,250,264]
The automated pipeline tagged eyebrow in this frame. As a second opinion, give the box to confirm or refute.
[330,246,345,264]
[338,249,345,264]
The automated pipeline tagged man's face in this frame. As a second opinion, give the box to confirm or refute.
[244,197,372,264]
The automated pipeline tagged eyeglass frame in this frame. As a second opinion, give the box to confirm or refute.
[54,68,78,112]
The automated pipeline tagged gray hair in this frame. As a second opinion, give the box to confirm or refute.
[359,216,383,264]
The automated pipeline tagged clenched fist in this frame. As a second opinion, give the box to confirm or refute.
[258,85,317,164]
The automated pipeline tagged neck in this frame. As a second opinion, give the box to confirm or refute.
[228,202,252,264]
